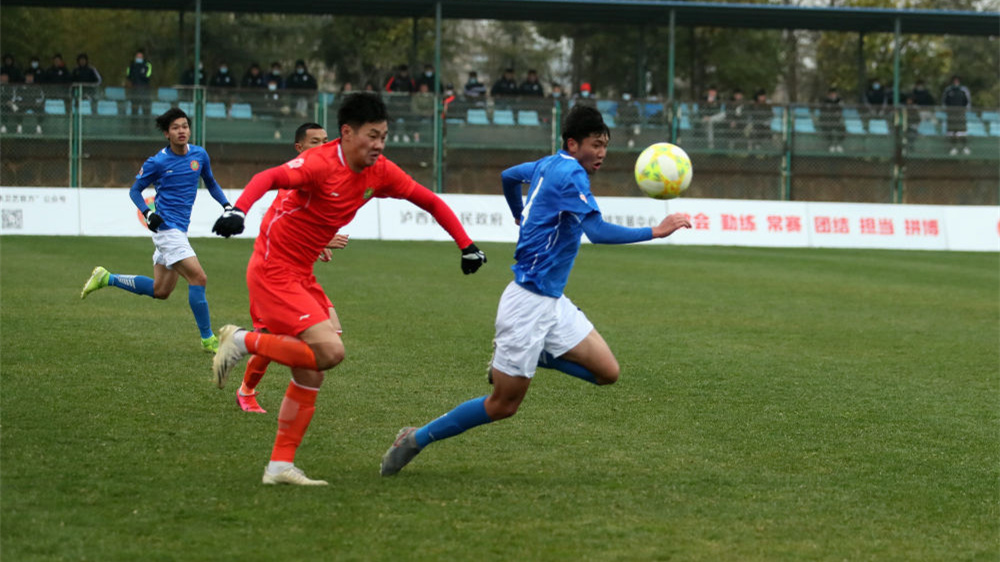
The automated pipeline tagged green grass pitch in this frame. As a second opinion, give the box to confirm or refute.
[1,235,997,561]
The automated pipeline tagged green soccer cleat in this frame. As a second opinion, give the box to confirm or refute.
[380,427,421,476]
[80,266,110,300]
[201,335,219,354]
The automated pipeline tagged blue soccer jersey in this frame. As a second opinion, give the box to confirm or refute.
[129,144,228,232]
[501,151,601,297]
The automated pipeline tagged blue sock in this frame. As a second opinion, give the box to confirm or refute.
[414,396,492,449]
[109,274,154,297]
[187,285,213,339]
[538,351,598,385]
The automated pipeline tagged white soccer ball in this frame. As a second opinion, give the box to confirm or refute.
[634,142,693,199]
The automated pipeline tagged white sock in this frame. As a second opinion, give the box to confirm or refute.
[233,329,249,354]
[267,461,294,475]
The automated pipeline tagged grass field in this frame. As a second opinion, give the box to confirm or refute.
[1,235,997,561]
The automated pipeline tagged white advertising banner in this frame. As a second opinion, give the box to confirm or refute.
[1,186,997,253]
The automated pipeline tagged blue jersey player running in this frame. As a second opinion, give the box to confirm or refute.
[80,107,232,353]
[381,105,691,476]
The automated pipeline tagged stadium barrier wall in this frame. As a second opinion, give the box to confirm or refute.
[1,187,997,252]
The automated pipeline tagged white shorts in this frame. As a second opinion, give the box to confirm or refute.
[151,229,196,268]
[491,281,594,378]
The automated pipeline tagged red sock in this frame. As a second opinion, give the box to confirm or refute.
[243,332,317,370]
[241,354,270,394]
[270,381,318,463]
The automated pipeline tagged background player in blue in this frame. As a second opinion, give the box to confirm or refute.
[80,107,232,353]
[381,105,691,475]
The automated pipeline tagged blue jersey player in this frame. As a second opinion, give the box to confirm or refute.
[381,105,691,475]
[81,108,232,353]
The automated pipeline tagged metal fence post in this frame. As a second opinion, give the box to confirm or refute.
[70,84,82,188]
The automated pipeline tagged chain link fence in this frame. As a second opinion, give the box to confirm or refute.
[2,85,997,205]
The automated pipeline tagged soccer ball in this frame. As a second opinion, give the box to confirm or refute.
[634,142,693,199]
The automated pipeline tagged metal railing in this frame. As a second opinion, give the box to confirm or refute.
[1,84,997,205]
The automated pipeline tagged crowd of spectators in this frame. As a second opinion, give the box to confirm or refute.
[0,51,984,154]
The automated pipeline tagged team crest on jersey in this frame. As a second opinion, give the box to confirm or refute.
[287,157,305,169]
[190,160,199,171]
[579,193,588,204]
[363,188,375,200]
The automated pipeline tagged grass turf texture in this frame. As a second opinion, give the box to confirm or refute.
[1,235,997,561]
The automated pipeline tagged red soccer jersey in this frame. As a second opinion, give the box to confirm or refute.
[244,139,417,271]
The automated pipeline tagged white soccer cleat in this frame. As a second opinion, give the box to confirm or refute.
[262,466,328,486]
[212,324,246,389]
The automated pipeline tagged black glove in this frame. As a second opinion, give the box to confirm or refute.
[461,243,487,275]
[212,205,245,238]
[142,209,163,233]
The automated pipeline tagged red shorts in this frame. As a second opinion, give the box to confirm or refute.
[247,255,333,337]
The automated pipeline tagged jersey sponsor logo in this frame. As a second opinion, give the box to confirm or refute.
[190,160,199,171]
[286,157,305,169]
[329,191,340,197]
[298,313,311,320]
[363,188,374,200]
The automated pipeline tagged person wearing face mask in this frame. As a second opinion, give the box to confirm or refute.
[267,62,286,90]
[414,63,440,94]
[242,63,266,89]
[464,71,486,98]
[24,56,43,83]
[210,61,235,88]
[181,62,205,86]
[865,78,888,119]
[126,49,153,116]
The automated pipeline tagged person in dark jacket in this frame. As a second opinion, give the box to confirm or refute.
[941,75,972,155]
[210,62,236,88]
[71,53,102,85]
[2,54,24,83]
[126,49,153,115]
[42,53,72,85]
[490,68,519,97]
[519,69,544,97]
[384,64,415,94]
[242,63,266,89]
[818,87,845,153]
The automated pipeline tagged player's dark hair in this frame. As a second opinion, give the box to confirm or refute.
[295,122,324,144]
[155,107,189,132]
[337,92,388,132]
[561,105,609,150]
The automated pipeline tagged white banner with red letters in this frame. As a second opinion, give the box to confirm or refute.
[1,187,997,253]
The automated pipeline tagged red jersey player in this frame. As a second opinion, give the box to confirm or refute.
[211,93,487,486]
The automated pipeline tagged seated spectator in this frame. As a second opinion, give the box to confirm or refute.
[942,75,972,155]
[2,54,24,83]
[385,64,415,94]
[287,59,317,90]
[415,63,439,93]
[267,62,285,89]
[697,85,725,148]
[126,49,153,117]
[340,82,354,93]
[210,62,236,88]
[573,82,596,108]
[70,53,101,85]
[24,56,42,82]
[865,78,888,118]
[242,63,266,88]
[818,86,845,153]
[910,79,935,124]
[490,68,519,97]
[748,88,772,149]
[363,81,377,92]
[725,89,747,147]
[464,71,486,98]
[618,92,642,147]
[42,53,72,85]
[519,69,544,97]
[5,72,46,134]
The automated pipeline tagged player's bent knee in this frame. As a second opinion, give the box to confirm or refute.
[595,361,620,385]
[312,341,345,370]
[153,289,172,300]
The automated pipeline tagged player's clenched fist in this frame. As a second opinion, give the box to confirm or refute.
[212,205,246,237]
[461,243,487,274]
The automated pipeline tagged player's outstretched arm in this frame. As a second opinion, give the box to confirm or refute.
[212,166,291,238]
[651,213,692,239]
[404,185,486,274]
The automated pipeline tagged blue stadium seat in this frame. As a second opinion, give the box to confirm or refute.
[78,100,93,116]
[44,99,67,115]
[517,110,540,126]
[917,120,938,136]
[868,119,890,135]
[965,122,988,137]
[792,106,813,118]
[643,102,663,118]
[602,112,616,128]
[596,99,618,117]
[466,108,489,125]
[493,109,515,126]
[679,115,691,130]
[770,117,783,133]
[230,103,253,119]
[96,100,119,116]
[104,86,126,100]
[845,119,865,135]
[157,87,179,102]
[205,102,228,119]
[793,117,816,133]
[981,111,999,124]
[990,122,1000,137]
[151,101,172,115]
[179,101,194,115]
[842,107,861,120]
